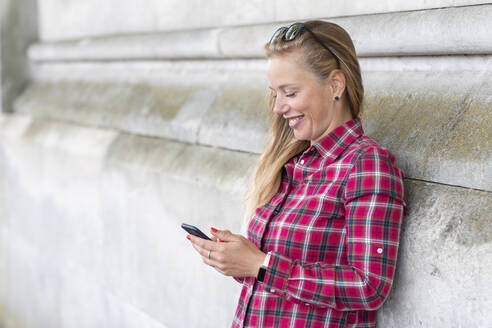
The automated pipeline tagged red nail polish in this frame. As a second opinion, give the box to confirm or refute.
[210,227,218,233]
[186,235,191,240]
[219,239,224,242]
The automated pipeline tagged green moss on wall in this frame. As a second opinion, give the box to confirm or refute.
[362,92,491,164]
[205,87,269,128]
[14,81,196,123]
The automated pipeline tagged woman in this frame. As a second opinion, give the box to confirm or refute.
[187,20,407,327]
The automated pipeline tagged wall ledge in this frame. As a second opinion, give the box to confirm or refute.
[29,5,492,62]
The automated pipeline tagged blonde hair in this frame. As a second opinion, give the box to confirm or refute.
[244,20,364,221]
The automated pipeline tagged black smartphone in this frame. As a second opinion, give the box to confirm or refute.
[181,223,211,240]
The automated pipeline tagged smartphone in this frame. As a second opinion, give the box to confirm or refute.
[181,223,211,240]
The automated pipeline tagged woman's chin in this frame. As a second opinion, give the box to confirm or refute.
[292,130,309,141]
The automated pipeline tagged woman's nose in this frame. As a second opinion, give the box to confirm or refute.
[273,96,288,115]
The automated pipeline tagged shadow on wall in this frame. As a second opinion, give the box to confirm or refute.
[1,0,38,113]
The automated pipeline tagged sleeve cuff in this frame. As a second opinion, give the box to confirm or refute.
[259,253,337,308]
[260,252,292,293]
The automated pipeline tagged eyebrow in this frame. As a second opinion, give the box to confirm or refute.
[268,84,297,90]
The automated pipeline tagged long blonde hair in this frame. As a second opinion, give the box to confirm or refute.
[244,20,364,221]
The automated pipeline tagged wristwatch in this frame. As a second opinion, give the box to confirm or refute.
[257,251,272,282]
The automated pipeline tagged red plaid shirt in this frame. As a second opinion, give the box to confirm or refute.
[232,118,406,327]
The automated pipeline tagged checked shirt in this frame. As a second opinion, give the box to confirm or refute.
[232,118,407,328]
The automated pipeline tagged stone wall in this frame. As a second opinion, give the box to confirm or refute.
[0,1,491,327]
[0,0,37,112]
[36,0,486,42]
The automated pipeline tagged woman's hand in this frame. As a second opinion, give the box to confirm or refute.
[187,227,266,278]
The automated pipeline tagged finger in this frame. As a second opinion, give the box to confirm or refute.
[210,228,236,242]
[210,236,225,243]
[191,242,215,260]
[196,248,232,276]
[202,255,223,271]
[213,265,227,276]
[191,242,223,262]
[190,242,204,254]
[188,234,220,251]
[206,259,230,276]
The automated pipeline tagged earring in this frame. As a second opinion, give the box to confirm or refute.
[334,96,339,101]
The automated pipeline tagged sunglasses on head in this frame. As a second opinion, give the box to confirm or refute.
[269,22,341,69]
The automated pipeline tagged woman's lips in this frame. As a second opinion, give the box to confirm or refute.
[288,115,304,128]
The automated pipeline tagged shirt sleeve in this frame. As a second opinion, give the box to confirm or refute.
[258,146,407,311]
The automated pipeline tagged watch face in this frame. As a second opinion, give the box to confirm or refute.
[257,267,267,282]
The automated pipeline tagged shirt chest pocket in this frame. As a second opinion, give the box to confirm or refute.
[287,179,346,220]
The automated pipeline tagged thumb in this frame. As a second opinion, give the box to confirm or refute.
[210,227,235,242]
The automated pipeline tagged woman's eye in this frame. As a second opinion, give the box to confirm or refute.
[286,92,296,97]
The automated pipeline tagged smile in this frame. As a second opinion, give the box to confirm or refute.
[287,115,304,128]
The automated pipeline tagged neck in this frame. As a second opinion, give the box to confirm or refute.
[310,104,353,146]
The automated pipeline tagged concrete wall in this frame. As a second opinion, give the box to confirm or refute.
[29,5,492,61]
[1,1,491,328]
[37,0,487,41]
[0,0,37,112]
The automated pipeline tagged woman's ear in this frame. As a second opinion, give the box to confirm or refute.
[329,69,346,99]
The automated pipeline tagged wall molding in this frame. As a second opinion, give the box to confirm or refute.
[29,5,492,62]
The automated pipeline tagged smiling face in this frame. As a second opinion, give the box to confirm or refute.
[267,50,350,145]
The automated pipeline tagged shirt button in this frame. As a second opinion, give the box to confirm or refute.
[270,289,275,293]
[300,159,305,165]
[377,248,383,254]
[305,303,310,306]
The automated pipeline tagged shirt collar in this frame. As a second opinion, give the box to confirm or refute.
[310,117,364,161]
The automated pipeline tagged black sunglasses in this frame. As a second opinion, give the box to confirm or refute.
[269,22,341,69]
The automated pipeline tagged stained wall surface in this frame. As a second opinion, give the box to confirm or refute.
[0,1,491,327]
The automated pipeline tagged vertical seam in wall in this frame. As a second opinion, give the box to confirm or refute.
[194,88,218,145]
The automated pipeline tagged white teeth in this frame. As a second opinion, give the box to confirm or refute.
[288,116,303,127]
